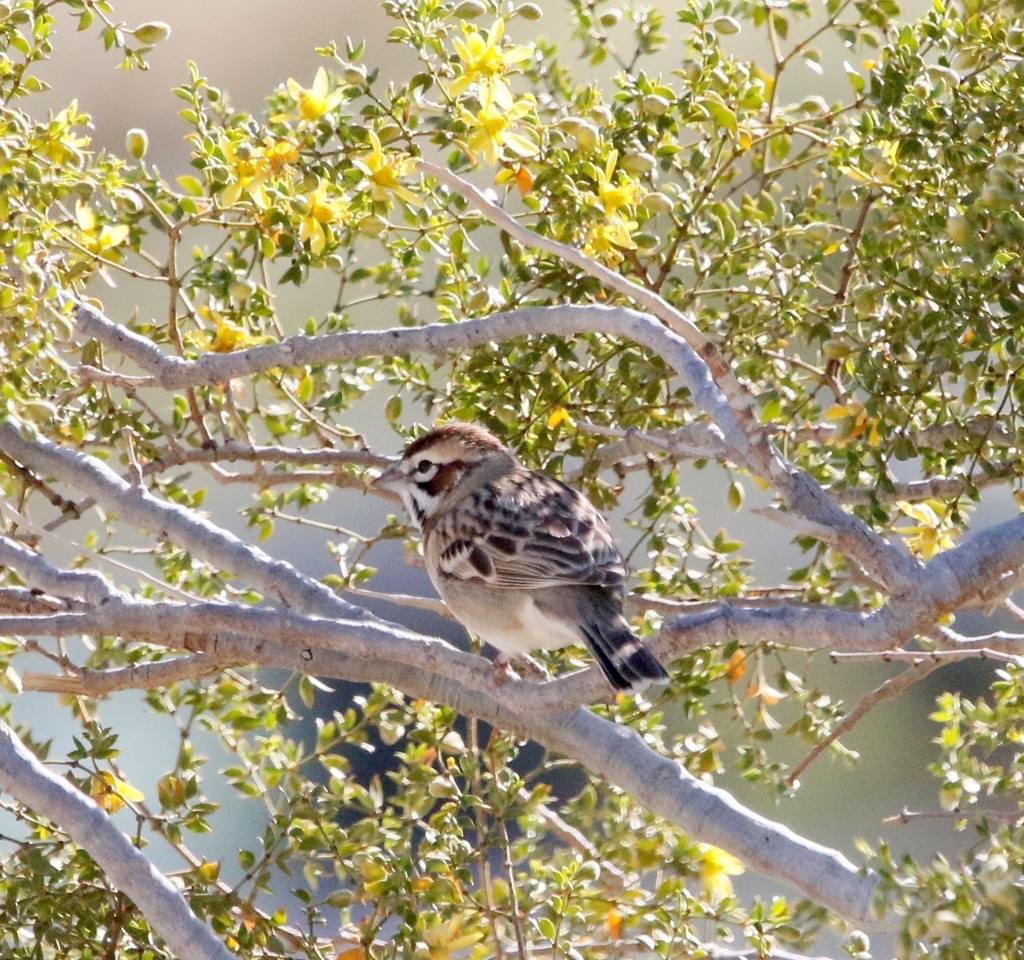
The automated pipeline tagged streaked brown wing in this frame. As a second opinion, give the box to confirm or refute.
[433,470,626,591]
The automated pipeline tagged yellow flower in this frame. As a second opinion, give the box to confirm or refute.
[579,151,643,265]
[209,318,270,353]
[275,66,345,124]
[459,91,536,165]
[546,406,573,429]
[697,844,744,902]
[447,18,531,110]
[74,201,129,256]
[90,772,144,814]
[583,216,638,266]
[352,131,420,206]
[42,100,92,165]
[894,500,958,560]
[297,179,351,255]
[261,136,301,175]
[195,306,274,353]
[219,137,273,209]
[587,151,643,217]
[824,400,883,447]
[420,913,483,960]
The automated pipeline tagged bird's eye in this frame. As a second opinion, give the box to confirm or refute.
[415,459,433,474]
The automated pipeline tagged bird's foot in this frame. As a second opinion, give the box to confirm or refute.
[491,654,520,686]
[491,653,549,684]
[511,653,550,682]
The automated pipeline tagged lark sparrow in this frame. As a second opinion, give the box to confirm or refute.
[373,423,669,691]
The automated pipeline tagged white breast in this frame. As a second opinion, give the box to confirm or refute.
[438,582,581,657]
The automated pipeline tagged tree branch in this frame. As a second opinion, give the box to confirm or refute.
[67,296,915,592]
[785,658,946,787]
[0,417,387,624]
[22,653,242,695]
[146,440,392,472]
[2,586,888,925]
[0,719,235,960]
[578,424,1018,505]
[577,421,730,469]
[5,410,1021,926]
[0,534,118,605]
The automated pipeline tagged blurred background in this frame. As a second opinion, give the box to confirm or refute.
[15,0,1017,944]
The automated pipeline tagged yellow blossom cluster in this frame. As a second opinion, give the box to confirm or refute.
[894,500,959,559]
[219,136,301,209]
[447,18,531,110]
[272,67,345,125]
[447,19,538,167]
[213,66,422,256]
[583,151,645,266]
[459,88,536,165]
[217,132,357,254]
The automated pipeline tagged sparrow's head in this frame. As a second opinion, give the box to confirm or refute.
[373,423,515,527]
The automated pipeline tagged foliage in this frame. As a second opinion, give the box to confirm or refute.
[1,0,1024,958]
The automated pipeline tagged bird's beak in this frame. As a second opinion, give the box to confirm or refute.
[371,462,404,492]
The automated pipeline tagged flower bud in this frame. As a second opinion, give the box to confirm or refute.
[451,0,487,17]
[679,62,701,83]
[619,151,656,174]
[357,215,389,236]
[132,21,171,45]
[518,3,543,20]
[344,65,367,86]
[640,94,670,116]
[712,16,741,35]
[428,777,460,799]
[229,280,257,302]
[573,121,599,151]
[803,221,832,244]
[641,191,672,215]
[125,128,148,160]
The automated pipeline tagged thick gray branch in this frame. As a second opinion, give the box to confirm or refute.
[0,534,117,605]
[5,411,1021,925]
[545,709,879,926]
[70,298,913,590]
[0,719,235,960]
[1,591,886,925]
[0,418,386,625]
[581,424,1017,504]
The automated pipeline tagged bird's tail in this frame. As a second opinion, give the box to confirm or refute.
[575,590,669,692]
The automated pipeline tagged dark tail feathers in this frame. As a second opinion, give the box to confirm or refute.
[579,616,669,692]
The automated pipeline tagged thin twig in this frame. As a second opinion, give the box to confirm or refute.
[499,816,529,960]
[786,658,945,787]
[22,653,242,696]
[883,806,1022,826]
[344,585,453,619]
[469,717,505,960]
[829,648,1020,664]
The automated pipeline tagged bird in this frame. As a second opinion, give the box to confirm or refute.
[373,422,669,692]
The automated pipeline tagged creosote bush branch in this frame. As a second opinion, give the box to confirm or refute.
[2,1,1024,959]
